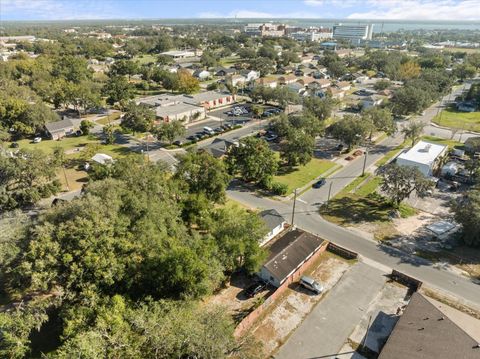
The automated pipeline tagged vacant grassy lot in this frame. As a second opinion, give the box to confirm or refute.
[219,55,240,66]
[321,175,417,241]
[433,109,480,132]
[133,53,158,65]
[274,159,338,194]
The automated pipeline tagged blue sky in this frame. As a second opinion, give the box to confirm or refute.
[1,0,480,21]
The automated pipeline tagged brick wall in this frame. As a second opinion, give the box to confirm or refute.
[234,241,329,337]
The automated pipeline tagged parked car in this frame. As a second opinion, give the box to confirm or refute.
[203,127,215,135]
[33,137,42,143]
[265,134,278,142]
[335,144,344,151]
[245,280,267,298]
[173,140,183,146]
[312,178,326,189]
[299,276,324,294]
[10,142,19,148]
[262,111,274,118]
[187,135,197,142]
[214,127,223,133]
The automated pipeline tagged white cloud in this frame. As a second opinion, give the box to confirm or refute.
[348,0,480,20]
[1,0,121,20]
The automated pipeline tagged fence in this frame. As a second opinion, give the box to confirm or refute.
[327,242,358,260]
[234,241,329,337]
[389,270,423,291]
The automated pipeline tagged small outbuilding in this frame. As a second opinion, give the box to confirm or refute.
[260,228,327,287]
[396,141,448,177]
[259,209,287,246]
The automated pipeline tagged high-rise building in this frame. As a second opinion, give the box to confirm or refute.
[332,24,373,41]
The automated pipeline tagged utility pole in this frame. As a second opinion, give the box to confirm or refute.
[362,148,368,177]
[291,188,297,227]
[326,182,333,208]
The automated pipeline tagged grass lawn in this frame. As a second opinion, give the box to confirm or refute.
[133,54,158,65]
[274,158,337,194]
[219,56,240,66]
[57,166,88,192]
[421,135,464,149]
[432,108,480,132]
[321,175,417,241]
[96,112,122,125]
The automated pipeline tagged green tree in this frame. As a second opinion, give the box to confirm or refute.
[452,189,480,247]
[174,150,231,203]
[281,129,315,166]
[0,149,61,211]
[110,59,139,79]
[453,64,477,81]
[177,69,200,94]
[402,120,425,145]
[103,124,116,144]
[362,107,396,138]
[303,96,333,122]
[251,57,275,76]
[155,121,186,144]
[391,86,431,116]
[379,163,434,207]
[225,136,278,184]
[121,102,156,133]
[102,76,134,105]
[373,79,391,91]
[80,120,94,135]
[330,114,371,150]
[200,50,219,68]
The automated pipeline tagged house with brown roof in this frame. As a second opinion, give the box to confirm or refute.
[336,81,352,91]
[278,74,298,85]
[327,87,345,99]
[254,76,278,88]
[260,229,327,287]
[379,292,480,359]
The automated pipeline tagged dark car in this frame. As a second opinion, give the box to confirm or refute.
[10,142,19,148]
[187,135,197,142]
[245,280,267,298]
[214,127,223,133]
[173,140,183,146]
[312,178,326,189]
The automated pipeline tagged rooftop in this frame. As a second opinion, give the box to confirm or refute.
[184,91,233,103]
[45,118,74,133]
[259,209,286,231]
[379,292,480,359]
[155,102,203,117]
[161,50,195,56]
[397,141,448,166]
[263,229,324,282]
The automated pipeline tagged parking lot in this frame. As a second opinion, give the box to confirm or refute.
[174,104,281,145]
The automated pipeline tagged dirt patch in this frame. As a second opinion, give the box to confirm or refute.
[392,212,436,236]
[251,253,351,356]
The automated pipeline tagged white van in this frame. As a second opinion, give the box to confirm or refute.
[299,276,324,294]
[203,126,215,135]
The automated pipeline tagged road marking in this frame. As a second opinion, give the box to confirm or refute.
[297,198,308,204]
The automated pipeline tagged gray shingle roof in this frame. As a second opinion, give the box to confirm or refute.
[263,229,324,283]
[259,209,286,231]
[45,119,74,133]
[379,292,480,359]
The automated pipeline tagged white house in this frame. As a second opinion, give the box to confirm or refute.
[362,95,384,109]
[396,141,448,177]
[227,74,246,87]
[259,209,287,246]
[193,69,211,81]
[45,119,76,140]
[240,69,260,82]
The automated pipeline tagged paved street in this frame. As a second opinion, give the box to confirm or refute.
[275,262,386,359]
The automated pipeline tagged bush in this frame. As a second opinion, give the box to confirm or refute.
[270,181,289,196]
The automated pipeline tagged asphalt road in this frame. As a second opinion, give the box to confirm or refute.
[275,262,386,359]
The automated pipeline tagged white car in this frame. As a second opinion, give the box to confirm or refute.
[299,276,324,294]
[33,137,42,143]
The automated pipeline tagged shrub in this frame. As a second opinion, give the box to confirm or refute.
[270,182,289,196]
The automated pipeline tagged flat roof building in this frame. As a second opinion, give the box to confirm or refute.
[160,50,195,59]
[396,141,448,177]
[333,23,373,41]
[155,102,206,123]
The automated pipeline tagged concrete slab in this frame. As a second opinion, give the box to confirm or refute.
[275,262,386,359]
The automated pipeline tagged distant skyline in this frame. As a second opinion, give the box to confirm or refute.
[1,0,480,21]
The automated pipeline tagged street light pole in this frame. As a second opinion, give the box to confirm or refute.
[362,148,368,177]
[326,181,333,208]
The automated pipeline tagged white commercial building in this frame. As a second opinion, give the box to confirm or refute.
[396,141,448,177]
[333,23,373,41]
[160,50,195,59]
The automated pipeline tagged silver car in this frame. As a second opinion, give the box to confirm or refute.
[299,275,324,294]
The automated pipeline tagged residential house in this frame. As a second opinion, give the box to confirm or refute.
[378,292,480,359]
[45,119,76,140]
[278,74,298,85]
[335,81,352,91]
[91,153,113,165]
[259,209,287,246]
[227,74,247,87]
[215,67,237,77]
[193,69,211,81]
[240,69,260,82]
[277,66,294,75]
[183,91,236,110]
[260,228,327,287]
[155,102,206,123]
[396,140,448,177]
[286,82,306,95]
[254,77,278,88]
[362,95,384,109]
[327,87,345,99]
[312,78,331,89]
[204,138,237,158]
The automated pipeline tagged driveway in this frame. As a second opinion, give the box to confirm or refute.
[275,262,386,359]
